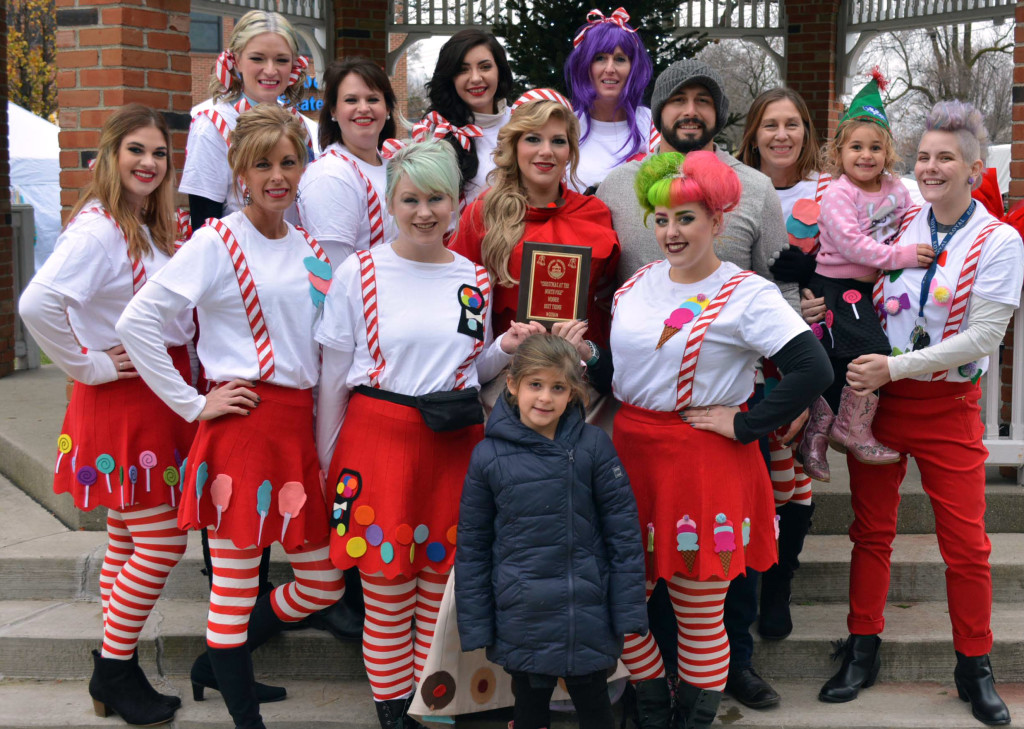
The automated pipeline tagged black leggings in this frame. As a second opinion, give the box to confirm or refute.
[510,670,614,729]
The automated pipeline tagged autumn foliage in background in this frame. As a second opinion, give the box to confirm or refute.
[8,0,57,120]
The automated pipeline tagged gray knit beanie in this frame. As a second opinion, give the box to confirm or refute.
[651,59,730,139]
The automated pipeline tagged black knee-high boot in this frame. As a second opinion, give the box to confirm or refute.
[758,501,815,640]
[207,645,265,729]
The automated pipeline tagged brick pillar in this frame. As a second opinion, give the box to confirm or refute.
[0,0,13,378]
[56,1,193,219]
[785,0,842,141]
[334,0,388,66]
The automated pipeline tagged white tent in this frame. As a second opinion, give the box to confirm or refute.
[9,101,61,269]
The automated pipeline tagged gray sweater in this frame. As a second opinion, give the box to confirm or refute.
[596,146,797,310]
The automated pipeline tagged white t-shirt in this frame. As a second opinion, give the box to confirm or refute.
[296,142,396,268]
[571,106,652,192]
[148,211,323,388]
[881,204,1024,381]
[463,105,511,205]
[179,100,320,218]
[316,243,508,395]
[31,206,194,350]
[775,171,830,221]
[611,261,808,411]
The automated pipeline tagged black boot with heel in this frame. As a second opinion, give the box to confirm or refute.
[954,651,1010,726]
[207,644,265,729]
[759,502,815,640]
[88,649,177,726]
[818,633,881,703]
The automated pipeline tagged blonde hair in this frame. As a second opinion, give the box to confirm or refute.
[68,104,177,260]
[821,119,900,179]
[212,10,306,106]
[481,101,581,286]
[506,333,590,408]
[228,103,308,186]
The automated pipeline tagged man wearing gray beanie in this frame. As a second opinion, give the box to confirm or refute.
[597,58,793,726]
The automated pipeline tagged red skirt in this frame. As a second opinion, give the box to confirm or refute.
[612,402,778,582]
[327,393,483,579]
[177,383,329,550]
[54,345,198,512]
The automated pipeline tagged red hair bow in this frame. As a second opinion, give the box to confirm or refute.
[412,111,483,152]
[573,7,636,48]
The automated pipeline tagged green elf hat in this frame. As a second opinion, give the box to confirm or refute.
[838,67,890,133]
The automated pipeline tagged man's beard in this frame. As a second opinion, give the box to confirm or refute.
[660,118,715,154]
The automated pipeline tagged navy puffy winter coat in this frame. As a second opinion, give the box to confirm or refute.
[455,393,648,677]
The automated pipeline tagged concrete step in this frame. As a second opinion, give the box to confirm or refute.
[1,599,1023,684]
[0,677,1022,728]
[6,512,1024,605]
[807,457,1023,535]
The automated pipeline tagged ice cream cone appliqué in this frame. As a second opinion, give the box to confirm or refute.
[657,294,709,350]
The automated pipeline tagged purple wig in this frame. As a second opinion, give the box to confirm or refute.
[564,19,653,163]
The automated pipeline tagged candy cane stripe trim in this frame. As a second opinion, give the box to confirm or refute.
[453,265,491,390]
[357,250,386,387]
[207,218,275,380]
[326,150,384,249]
[80,206,147,295]
[613,261,658,315]
[875,205,925,332]
[676,271,754,410]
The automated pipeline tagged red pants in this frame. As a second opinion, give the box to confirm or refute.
[846,379,993,656]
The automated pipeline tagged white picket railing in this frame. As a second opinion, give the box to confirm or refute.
[982,298,1024,484]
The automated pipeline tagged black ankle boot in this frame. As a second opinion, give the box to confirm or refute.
[759,502,815,640]
[128,650,181,709]
[954,651,1010,726]
[88,649,177,726]
[374,695,426,729]
[192,592,291,703]
[191,651,286,703]
[306,598,364,641]
[674,681,722,729]
[818,634,881,703]
[633,677,672,729]
[207,645,265,729]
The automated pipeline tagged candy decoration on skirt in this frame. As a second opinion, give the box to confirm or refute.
[279,481,307,542]
[843,289,862,320]
[163,466,179,507]
[56,434,72,473]
[210,475,232,532]
[128,466,138,505]
[96,454,115,495]
[256,480,273,544]
[78,466,98,509]
[139,450,157,492]
[195,462,209,523]
[713,513,735,576]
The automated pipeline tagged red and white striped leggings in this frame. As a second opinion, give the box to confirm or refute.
[360,567,449,701]
[205,533,344,648]
[769,438,812,507]
[98,504,188,659]
[620,576,731,691]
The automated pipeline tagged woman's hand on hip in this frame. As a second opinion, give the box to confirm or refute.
[846,354,891,395]
[105,344,139,380]
[800,288,826,324]
[198,379,259,420]
[681,405,740,439]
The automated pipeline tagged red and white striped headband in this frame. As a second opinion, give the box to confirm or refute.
[411,111,484,152]
[573,7,637,48]
[380,138,407,160]
[214,49,309,90]
[510,89,574,115]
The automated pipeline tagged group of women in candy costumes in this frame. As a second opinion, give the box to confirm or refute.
[20,3,1022,727]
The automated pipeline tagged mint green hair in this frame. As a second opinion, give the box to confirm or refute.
[384,139,461,207]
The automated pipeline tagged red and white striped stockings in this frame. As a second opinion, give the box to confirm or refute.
[769,439,812,507]
[99,505,188,659]
[360,568,449,701]
[620,576,732,691]
[205,535,343,649]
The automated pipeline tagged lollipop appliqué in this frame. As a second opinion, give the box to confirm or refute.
[139,450,157,492]
[77,465,98,509]
[842,289,862,320]
[55,434,72,474]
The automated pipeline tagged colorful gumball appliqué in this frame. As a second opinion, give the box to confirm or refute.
[354,505,375,526]
[426,542,446,562]
[55,434,72,474]
[95,454,115,494]
[842,289,862,320]
[77,465,98,508]
[346,536,367,559]
[256,480,272,544]
[365,524,384,547]
[380,542,395,564]
[210,474,232,532]
[396,524,414,546]
[931,279,951,306]
[446,525,458,545]
[139,450,157,492]
[459,285,483,310]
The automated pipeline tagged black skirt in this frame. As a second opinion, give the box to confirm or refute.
[808,274,890,360]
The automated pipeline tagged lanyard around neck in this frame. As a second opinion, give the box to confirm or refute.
[919,201,975,318]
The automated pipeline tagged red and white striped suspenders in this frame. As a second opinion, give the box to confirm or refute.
[612,261,658,315]
[323,149,385,249]
[355,249,490,390]
[675,271,754,410]
[205,218,330,381]
[79,206,147,294]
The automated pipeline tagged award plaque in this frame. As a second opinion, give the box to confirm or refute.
[516,242,591,326]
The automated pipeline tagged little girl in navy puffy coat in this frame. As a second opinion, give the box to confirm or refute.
[455,333,648,729]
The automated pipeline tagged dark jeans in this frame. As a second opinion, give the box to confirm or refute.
[510,670,614,729]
